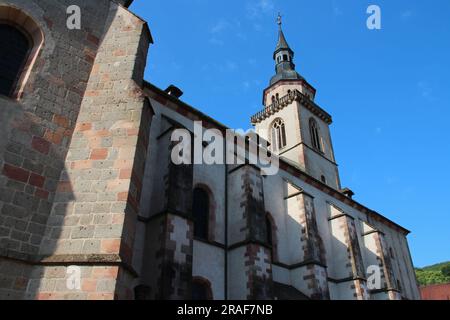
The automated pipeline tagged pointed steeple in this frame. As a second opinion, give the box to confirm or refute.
[270,14,303,86]
[274,29,291,54]
[274,14,293,58]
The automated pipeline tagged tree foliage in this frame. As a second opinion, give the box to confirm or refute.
[415,261,450,286]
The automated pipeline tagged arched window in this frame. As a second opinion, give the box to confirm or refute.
[271,118,287,152]
[0,6,44,99]
[265,213,278,261]
[271,95,275,105]
[0,24,30,97]
[192,277,213,300]
[309,118,322,152]
[320,175,327,184]
[193,187,210,240]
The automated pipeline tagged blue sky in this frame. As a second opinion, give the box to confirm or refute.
[130,0,450,267]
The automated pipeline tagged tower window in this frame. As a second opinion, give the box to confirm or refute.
[309,118,322,152]
[321,175,327,184]
[265,213,278,261]
[0,24,31,97]
[193,187,210,240]
[283,54,288,61]
[271,118,287,151]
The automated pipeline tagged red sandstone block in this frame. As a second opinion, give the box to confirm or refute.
[94,130,111,137]
[87,34,100,46]
[57,181,73,193]
[3,164,30,183]
[71,160,92,170]
[119,169,132,179]
[113,49,126,56]
[101,239,121,254]
[114,160,133,169]
[75,122,92,132]
[44,130,63,145]
[87,293,114,300]
[29,173,45,188]
[91,148,108,160]
[35,188,49,200]
[117,192,128,201]
[92,267,119,279]
[31,136,51,155]
[85,90,99,97]
[82,279,98,292]
[37,293,53,300]
[127,128,139,136]
[53,115,70,128]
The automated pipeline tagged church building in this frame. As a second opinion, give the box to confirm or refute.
[0,0,420,300]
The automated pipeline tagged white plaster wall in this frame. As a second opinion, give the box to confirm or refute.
[262,174,290,262]
[227,170,246,245]
[227,247,248,300]
[193,241,225,300]
[272,265,290,285]
[290,266,310,296]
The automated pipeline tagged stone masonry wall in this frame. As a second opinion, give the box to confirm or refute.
[36,4,151,300]
[0,0,152,299]
[0,0,123,299]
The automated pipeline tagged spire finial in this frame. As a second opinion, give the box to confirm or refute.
[277,12,282,29]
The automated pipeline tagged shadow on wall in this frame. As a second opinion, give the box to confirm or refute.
[0,1,119,299]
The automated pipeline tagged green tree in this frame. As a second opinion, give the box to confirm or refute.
[442,265,450,277]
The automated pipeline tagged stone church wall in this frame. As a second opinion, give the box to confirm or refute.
[0,0,152,299]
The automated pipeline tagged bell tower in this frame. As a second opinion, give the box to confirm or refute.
[252,15,341,190]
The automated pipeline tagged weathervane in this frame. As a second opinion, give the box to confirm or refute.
[277,12,283,29]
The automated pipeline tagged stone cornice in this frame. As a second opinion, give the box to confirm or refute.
[251,89,332,125]
[0,250,139,277]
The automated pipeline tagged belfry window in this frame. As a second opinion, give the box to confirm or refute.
[0,24,30,97]
[309,118,322,152]
[193,187,210,240]
[271,118,287,151]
